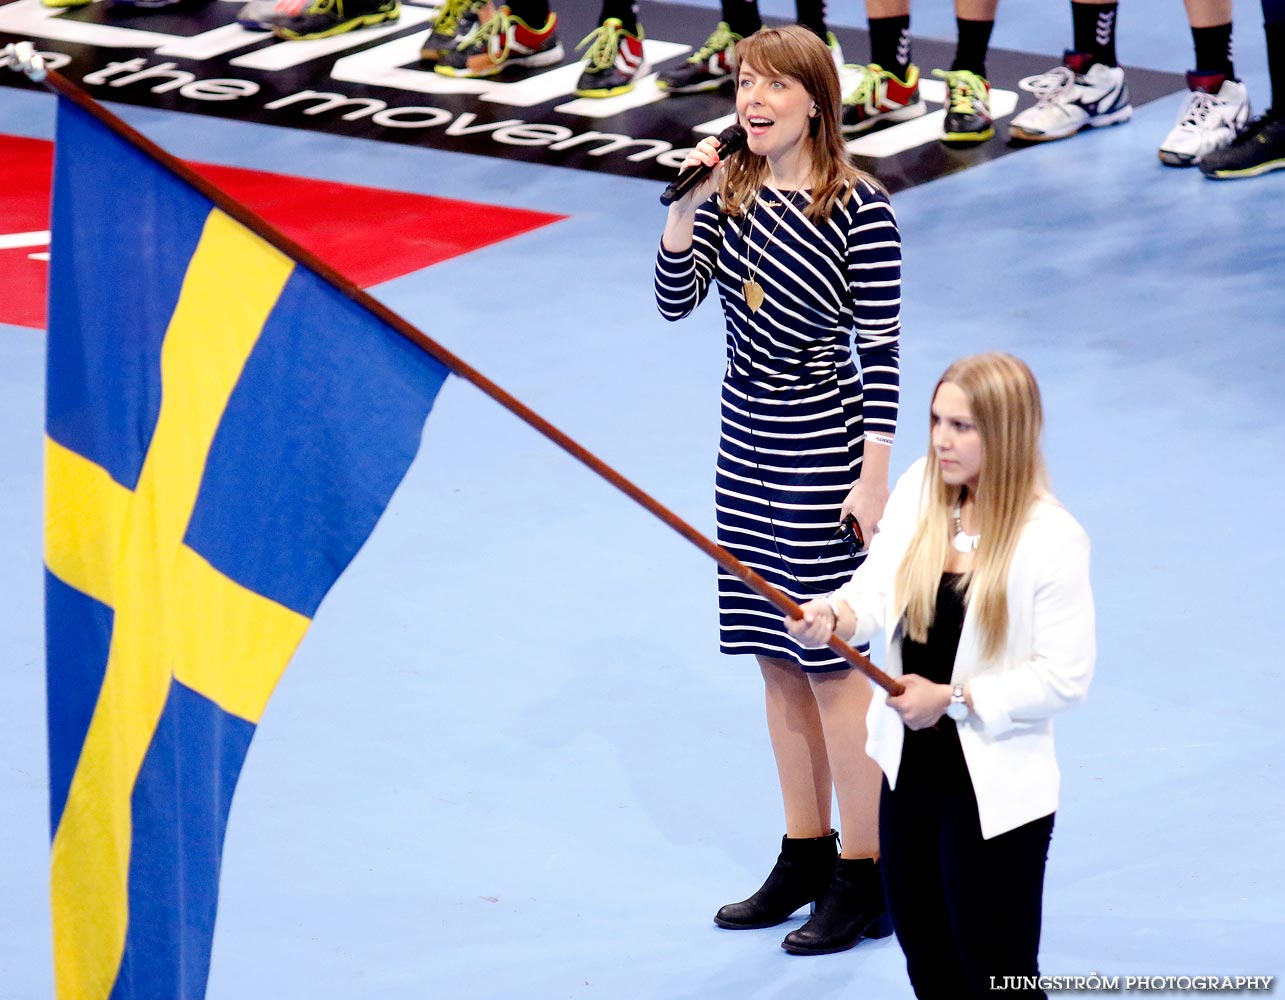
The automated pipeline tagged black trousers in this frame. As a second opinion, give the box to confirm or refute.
[879,724,1055,1000]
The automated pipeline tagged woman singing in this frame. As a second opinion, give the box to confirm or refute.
[654,25,902,955]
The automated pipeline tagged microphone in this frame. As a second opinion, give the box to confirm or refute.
[659,123,747,206]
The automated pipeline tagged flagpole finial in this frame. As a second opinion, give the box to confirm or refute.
[0,41,47,82]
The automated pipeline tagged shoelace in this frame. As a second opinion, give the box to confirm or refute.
[1174,90,1220,131]
[431,0,481,37]
[304,0,338,17]
[1018,65,1076,105]
[933,69,986,114]
[843,64,879,108]
[577,19,624,72]
[458,5,514,61]
[687,21,736,64]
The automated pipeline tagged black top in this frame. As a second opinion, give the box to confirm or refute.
[900,574,967,751]
[901,573,967,684]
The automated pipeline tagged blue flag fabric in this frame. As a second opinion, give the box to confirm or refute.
[44,97,449,1000]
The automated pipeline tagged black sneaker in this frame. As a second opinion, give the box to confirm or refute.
[1200,110,1285,179]
[272,0,398,40]
[933,68,994,144]
[657,21,740,94]
[420,0,485,63]
[574,17,646,98]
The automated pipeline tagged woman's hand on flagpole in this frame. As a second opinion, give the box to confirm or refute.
[785,598,838,648]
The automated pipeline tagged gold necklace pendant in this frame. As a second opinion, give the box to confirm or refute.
[742,194,787,315]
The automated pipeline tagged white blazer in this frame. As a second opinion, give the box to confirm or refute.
[832,457,1096,840]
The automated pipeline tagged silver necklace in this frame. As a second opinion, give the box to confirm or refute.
[951,505,978,553]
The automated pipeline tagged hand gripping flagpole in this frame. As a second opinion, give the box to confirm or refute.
[22,58,904,696]
[0,41,48,81]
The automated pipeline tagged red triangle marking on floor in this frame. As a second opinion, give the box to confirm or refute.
[0,134,566,330]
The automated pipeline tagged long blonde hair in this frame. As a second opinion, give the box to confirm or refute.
[717,25,879,223]
[894,353,1048,660]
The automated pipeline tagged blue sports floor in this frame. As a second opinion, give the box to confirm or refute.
[3,1,1284,995]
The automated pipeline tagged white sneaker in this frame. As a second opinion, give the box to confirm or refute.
[1009,50,1132,142]
[1158,72,1251,166]
[237,0,288,29]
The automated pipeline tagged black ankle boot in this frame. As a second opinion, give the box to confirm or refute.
[714,831,838,929]
[780,857,893,954]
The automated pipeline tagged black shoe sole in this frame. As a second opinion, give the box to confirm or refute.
[713,910,800,930]
[780,911,894,955]
[657,77,735,94]
[840,102,927,136]
[1202,157,1285,179]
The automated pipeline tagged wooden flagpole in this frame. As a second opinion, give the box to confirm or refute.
[20,53,903,695]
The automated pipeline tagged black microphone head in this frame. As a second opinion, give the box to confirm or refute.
[716,123,747,156]
[658,123,748,206]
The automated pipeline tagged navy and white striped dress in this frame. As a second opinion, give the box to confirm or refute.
[655,181,901,671]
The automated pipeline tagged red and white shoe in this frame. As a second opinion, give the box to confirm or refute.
[435,2,564,79]
[841,63,925,134]
[574,17,646,98]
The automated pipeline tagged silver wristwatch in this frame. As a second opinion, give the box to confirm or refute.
[945,684,970,721]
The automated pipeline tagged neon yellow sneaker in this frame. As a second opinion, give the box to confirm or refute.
[574,17,645,98]
[933,68,995,144]
[420,0,486,64]
[657,21,738,94]
[272,0,400,42]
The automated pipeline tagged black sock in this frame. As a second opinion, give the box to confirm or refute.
[1268,23,1285,113]
[1191,22,1234,77]
[597,0,638,34]
[869,15,911,74]
[794,0,829,42]
[721,0,761,38]
[951,17,994,77]
[507,0,550,27]
[1071,1,1119,67]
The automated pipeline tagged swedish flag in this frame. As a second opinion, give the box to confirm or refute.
[44,98,448,1000]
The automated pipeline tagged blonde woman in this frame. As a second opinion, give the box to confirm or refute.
[655,25,901,954]
[787,353,1095,997]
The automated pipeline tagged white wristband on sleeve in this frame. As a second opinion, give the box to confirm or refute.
[823,595,847,636]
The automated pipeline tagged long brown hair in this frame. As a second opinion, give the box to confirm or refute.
[717,25,878,223]
[893,354,1049,660]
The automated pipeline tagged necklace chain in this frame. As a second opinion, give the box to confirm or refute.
[742,192,789,313]
[951,504,979,553]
